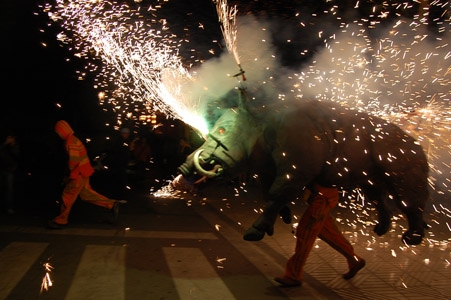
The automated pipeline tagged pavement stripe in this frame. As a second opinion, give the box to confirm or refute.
[65,245,126,300]
[0,225,217,240]
[163,247,235,300]
[0,242,48,299]
[195,205,337,300]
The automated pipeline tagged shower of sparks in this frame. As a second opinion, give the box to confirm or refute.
[153,183,177,198]
[214,0,240,66]
[40,261,54,293]
[153,174,199,197]
[288,6,451,195]
[39,1,451,244]
[153,181,195,199]
[40,0,209,134]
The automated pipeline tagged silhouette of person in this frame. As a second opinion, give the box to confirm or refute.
[47,120,126,229]
[106,127,133,199]
[0,132,20,214]
[274,185,365,287]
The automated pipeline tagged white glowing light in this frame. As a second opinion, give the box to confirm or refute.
[216,257,227,264]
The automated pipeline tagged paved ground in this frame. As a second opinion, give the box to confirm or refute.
[1,170,450,299]
[190,179,451,300]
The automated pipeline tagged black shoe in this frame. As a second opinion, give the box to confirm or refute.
[279,206,292,224]
[343,258,366,280]
[274,276,302,287]
[112,201,120,224]
[243,224,275,241]
[243,226,265,241]
[47,220,64,229]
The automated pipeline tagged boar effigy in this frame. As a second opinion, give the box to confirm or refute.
[178,90,429,245]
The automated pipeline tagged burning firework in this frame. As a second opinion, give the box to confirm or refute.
[40,0,211,134]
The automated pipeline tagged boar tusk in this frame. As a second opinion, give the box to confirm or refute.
[193,165,222,184]
[193,149,220,178]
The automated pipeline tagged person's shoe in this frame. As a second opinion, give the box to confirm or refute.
[279,206,292,224]
[112,201,120,224]
[243,226,269,241]
[274,276,302,287]
[47,220,64,229]
[243,226,274,242]
[343,258,366,280]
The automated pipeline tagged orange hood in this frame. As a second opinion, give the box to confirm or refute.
[55,120,74,140]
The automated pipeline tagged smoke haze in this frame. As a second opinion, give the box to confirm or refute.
[182,7,450,194]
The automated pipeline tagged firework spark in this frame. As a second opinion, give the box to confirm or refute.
[40,260,54,293]
[214,0,239,66]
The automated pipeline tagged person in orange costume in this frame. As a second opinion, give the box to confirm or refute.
[275,184,366,287]
[47,120,125,229]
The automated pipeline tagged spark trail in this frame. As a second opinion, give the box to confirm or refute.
[214,0,239,65]
[41,0,209,133]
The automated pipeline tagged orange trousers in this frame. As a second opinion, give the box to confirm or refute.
[284,185,358,281]
[53,176,115,225]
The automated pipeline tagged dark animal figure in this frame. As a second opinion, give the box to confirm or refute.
[178,90,429,245]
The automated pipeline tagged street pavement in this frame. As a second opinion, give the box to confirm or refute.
[0,170,450,300]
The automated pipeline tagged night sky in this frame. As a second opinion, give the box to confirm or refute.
[2,0,109,136]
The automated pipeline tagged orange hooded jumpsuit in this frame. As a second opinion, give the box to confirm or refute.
[53,120,116,225]
[280,184,364,284]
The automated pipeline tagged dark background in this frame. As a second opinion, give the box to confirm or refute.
[2,1,113,134]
